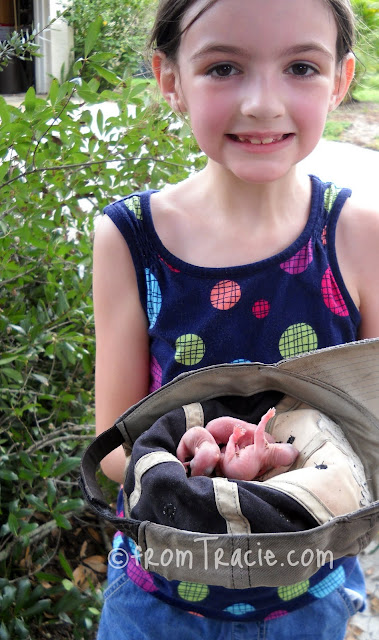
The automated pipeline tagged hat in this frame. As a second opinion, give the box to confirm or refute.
[80,338,379,587]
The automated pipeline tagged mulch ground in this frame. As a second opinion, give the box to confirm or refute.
[327,101,379,150]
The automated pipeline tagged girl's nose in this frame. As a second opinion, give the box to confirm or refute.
[240,74,285,120]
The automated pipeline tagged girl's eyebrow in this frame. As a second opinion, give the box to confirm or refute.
[189,42,334,62]
[282,43,334,60]
[189,44,250,61]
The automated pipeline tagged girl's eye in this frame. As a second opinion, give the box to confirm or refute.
[287,63,318,77]
[207,64,239,78]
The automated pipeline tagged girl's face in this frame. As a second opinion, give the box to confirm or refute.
[155,0,353,185]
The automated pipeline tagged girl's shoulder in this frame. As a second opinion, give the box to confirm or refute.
[339,193,379,239]
[337,194,379,337]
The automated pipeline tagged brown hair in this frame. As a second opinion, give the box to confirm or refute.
[148,0,356,62]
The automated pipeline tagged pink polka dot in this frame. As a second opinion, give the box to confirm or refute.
[149,356,162,393]
[280,239,313,274]
[252,299,270,319]
[264,610,289,621]
[127,557,157,592]
[210,280,242,310]
[321,267,349,317]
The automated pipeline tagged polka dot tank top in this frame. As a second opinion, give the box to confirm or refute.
[104,174,360,620]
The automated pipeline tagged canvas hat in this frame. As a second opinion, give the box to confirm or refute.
[80,338,379,588]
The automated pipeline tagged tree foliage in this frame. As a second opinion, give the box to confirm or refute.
[65,0,158,83]
[0,19,203,639]
[0,29,41,69]
[351,0,379,95]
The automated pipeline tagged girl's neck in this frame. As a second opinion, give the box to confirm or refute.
[196,160,311,225]
[152,162,313,268]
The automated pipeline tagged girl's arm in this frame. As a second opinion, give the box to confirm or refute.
[337,200,379,340]
[92,215,150,483]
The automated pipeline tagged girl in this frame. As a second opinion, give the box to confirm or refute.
[93,0,379,638]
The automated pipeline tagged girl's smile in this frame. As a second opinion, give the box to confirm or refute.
[158,0,351,185]
[226,132,295,154]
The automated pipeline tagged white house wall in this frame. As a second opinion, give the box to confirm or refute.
[33,0,73,94]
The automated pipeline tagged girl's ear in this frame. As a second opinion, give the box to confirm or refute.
[152,51,186,113]
[328,53,355,112]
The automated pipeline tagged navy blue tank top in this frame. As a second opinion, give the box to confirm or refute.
[104,175,361,620]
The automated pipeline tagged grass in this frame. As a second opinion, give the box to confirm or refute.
[353,87,379,102]
[321,73,379,147]
[323,120,352,141]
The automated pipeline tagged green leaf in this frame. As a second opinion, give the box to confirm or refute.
[31,373,49,386]
[11,618,29,638]
[52,457,81,477]
[46,478,57,509]
[26,494,49,513]
[24,86,36,113]
[0,469,18,482]
[76,88,101,104]
[54,514,72,530]
[0,97,11,126]
[84,16,104,57]
[34,571,62,583]
[0,367,23,384]
[0,356,18,366]
[62,578,74,591]
[0,585,16,611]
[89,63,121,86]
[0,622,10,640]
[59,553,74,579]
[54,498,84,513]
[14,579,31,611]
[48,78,59,106]
[23,599,51,618]
[88,52,114,64]
[7,513,19,536]
[19,522,39,537]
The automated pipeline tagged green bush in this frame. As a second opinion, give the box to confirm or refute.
[351,0,379,99]
[65,0,158,84]
[0,20,202,640]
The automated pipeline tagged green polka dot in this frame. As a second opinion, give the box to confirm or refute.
[177,582,209,602]
[278,580,310,601]
[279,323,318,358]
[324,185,340,213]
[175,334,205,365]
[128,195,143,220]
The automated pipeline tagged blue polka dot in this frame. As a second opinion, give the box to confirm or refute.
[224,603,255,615]
[128,539,139,555]
[112,533,124,548]
[309,566,345,598]
[145,269,162,328]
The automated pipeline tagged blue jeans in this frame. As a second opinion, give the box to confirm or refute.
[97,561,365,640]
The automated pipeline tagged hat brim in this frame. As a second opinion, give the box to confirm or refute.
[118,338,379,501]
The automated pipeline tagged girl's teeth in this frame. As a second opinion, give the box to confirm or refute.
[237,135,284,144]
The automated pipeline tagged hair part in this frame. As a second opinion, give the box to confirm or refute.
[148,0,356,62]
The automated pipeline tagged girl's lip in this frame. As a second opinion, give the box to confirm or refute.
[227,133,292,144]
[226,132,295,152]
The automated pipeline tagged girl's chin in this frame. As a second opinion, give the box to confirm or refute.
[210,161,298,186]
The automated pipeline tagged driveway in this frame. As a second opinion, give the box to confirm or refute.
[301,138,378,205]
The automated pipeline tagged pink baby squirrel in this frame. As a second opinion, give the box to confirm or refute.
[176,408,299,480]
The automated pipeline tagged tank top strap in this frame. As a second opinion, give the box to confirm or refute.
[103,190,159,311]
[309,178,351,249]
[324,184,352,234]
